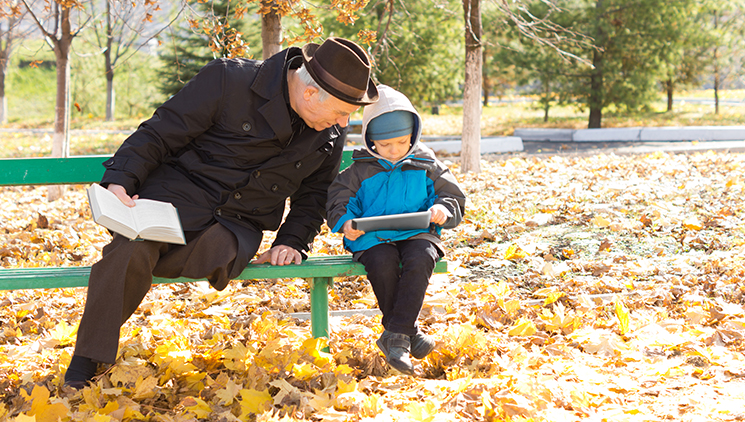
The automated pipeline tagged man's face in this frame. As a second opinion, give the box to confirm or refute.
[372,134,412,162]
[297,87,360,131]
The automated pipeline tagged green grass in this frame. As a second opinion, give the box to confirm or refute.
[2,88,745,158]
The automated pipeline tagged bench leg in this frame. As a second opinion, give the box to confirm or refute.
[309,277,331,349]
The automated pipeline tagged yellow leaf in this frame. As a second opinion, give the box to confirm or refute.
[544,291,565,306]
[334,364,355,376]
[361,394,384,417]
[591,215,611,227]
[182,397,211,419]
[336,378,358,395]
[91,413,115,422]
[292,362,318,381]
[406,400,437,422]
[215,378,242,406]
[132,376,159,400]
[490,280,511,298]
[239,388,272,415]
[504,244,527,260]
[21,385,70,422]
[49,320,78,347]
[499,299,521,315]
[683,218,703,230]
[614,298,630,335]
[508,319,537,337]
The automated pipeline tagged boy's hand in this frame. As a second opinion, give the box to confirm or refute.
[342,220,365,241]
[429,204,452,225]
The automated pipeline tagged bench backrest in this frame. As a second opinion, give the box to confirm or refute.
[0,150,356,187]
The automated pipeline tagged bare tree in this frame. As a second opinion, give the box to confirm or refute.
[461,0,482,173]
[261,0,281,59]
[0,6,28,124]
[89,0,164,121]
[19,0,93,200]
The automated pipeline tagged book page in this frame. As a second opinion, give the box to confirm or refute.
[132,199,182,232]
[87,183,138,238]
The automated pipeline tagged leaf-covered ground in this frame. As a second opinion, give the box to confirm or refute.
[2,150,745,421]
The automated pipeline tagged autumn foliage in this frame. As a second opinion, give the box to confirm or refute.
[2,150,745,420]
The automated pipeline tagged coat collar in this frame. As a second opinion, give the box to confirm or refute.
[251,47,343,146]
[251,48,301,143]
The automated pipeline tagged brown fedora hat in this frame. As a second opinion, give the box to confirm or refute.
[302,37,379,106]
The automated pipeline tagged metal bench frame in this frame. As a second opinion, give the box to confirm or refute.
[0,152,447,339]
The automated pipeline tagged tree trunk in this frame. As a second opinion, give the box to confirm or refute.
[714,47,720,115]
[542,76,551,123]
[588,42,603,128]
[588,0,605,129]
[0,52,7,125]
[48,6,74,202]
[482,48,490,107]
[0,16,15,125]
[104,0,115,121]
[461,0,482,174]
[261,0,282,60]
[666,79,673,112]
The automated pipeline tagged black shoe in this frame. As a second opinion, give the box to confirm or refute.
[410,330,436,360]
[64,355,97,390]
[376,330,414,375]
[63,380,89,390]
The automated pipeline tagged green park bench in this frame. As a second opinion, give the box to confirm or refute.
[0,151,447,341]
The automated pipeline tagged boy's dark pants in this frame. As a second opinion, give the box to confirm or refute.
[358,238,443,336]
[74,223,259,364]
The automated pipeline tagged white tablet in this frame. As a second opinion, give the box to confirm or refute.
[351,211,432,232]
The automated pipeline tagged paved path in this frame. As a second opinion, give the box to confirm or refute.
[507,139,745,157]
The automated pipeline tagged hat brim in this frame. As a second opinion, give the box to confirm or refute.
[302,43,379,106]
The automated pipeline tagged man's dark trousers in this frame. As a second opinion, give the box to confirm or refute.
[74,223,260,364]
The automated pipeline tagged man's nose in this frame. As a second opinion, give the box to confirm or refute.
[336,115,350,127]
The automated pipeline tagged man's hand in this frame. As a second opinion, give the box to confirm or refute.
[342,220,365,241]
[108,184,138,207]
[429,204,452,226]
[254,244,303,265]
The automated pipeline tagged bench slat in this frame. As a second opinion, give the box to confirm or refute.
[0,156,111,186]
[0,257,447,291]
[0,151,356,187]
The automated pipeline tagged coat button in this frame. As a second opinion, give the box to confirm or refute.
[295,161,302,169]
[242,122,252,132]
[234,192,242,200]
[253,170,261,178]
[271,184,278,192]
[215,208,222,216]
[251,207,259,214]
[236,214,242,220]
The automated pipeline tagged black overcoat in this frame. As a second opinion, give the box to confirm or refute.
[99,47,346,283]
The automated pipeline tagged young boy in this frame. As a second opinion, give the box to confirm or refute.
[326,85,466,374]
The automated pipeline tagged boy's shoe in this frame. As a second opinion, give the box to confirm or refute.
[375,330,414,375]
[410,330,436,359]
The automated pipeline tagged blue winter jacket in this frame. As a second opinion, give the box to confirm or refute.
[326,85,466,253]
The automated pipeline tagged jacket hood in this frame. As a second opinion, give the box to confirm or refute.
[361,85,422,165]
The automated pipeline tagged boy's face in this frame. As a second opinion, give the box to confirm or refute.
[372,134,412,162]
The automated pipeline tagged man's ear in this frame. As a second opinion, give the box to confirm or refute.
[303,86,319,101]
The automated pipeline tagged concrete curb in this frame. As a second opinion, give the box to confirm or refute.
[515,126,745,143]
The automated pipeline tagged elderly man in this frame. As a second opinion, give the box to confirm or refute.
[64,37,378,389]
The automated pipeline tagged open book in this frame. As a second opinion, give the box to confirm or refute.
[351,211,432,232]
[86,183,186,245]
